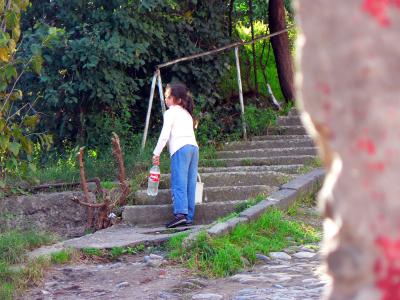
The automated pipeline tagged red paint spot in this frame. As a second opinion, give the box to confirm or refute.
[362,179,370,188]
[322,100,332,114]
[361,66,372,76]
[362,0,400,27]
[375,236,400,299]
[367,162,385,172]
[316,82,331,95]
[371,190,385,201]
[356,138,376,155]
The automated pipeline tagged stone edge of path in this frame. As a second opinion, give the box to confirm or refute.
[183,168,325,248]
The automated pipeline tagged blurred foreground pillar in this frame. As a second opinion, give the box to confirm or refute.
[296,1,400,299]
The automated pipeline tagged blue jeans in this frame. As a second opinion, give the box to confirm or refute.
[170,145,199,222]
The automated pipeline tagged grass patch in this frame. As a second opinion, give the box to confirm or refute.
[51,250,73,264]
[81,244,145,260]
[298,157,322,174]
[0,231,53,264]
[167,207,321,277]
[0,230,56,298]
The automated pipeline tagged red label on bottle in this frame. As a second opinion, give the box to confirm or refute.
[149,172,160,182]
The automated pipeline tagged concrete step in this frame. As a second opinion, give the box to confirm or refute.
[263,125,307,135]
[202,155,316,167]
[123,200,245,226]
[199,164,303,174]
[250,134,310,141]
[277,116,302,126]
[288,108,299,117]
[134,185,278,205]
[155,171,291,189]
[216,147,317,159]
[222,138,314,151]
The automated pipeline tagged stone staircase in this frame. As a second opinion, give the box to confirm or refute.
[122,109,317,226]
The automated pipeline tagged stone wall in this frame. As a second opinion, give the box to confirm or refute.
[0,192,93,238]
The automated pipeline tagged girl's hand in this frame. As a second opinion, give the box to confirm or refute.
[152,155,160,165]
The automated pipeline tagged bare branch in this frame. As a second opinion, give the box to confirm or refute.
[78,147,94,227]
[71,196,105,208]
[111,132,130,206]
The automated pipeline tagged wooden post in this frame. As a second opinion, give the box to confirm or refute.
[235,47,247,140]
[157,69,166,113]
[141,72,158,151]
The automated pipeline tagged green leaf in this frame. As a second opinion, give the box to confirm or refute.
[31,54,43,74]
[5,65,17,81]
[23,115,39,128]
[20,136,33,154]
[0,135,9,150]
[12,26,21,41]
[6,11,18,30]
[0,180,6,189]
[28,163,37,173]
[8,142,21,156]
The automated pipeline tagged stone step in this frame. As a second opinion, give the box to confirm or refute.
[277,116,302,126]
[155,171,290,189]
[222,138,314,151]
[199,164,303,174]
[202,155,316,167]
[263,125,307,135]
[122,200,245,226]
[134,185,278,205]
[250,134,310,141]
[216,147,317,159]
[288,108,299,117]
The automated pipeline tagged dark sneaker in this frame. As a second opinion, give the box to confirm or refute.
[186,220,194,226]
[166,215,187,228]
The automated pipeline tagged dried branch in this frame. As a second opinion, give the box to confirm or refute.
[71,133,130,230]
[71,196,105,208]
[78,147,94,228]
[111,132,129,206]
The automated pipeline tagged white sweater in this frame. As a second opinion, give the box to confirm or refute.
[153,105,198,156]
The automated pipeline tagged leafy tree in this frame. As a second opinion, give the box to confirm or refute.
[0,0,56,189]
[20,0,231,148]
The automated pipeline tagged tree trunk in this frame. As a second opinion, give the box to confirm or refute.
[268,0,294,102]
[248,0,258,93]
[228,0,235,37]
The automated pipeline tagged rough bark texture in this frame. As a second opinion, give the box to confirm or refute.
[248,0,259,92]
[297,1,400,299]
[268,0,294,102]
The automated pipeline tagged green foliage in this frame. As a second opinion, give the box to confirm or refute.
[50,250,72,264]
[297,157,322,174]
[81,247,102,257]
[168,208,320,277]
[233,0,294,25]
[244,104,277,136]
[0,230,52,264]
[0,229,53,298]
[20,0,230,148]
[0,0,59,189]
[110,244,145,259]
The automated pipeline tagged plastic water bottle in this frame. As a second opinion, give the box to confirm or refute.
[147,164,160,196]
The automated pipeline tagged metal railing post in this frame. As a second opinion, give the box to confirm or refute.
[141,72,158,151]
[156,69,166,113]
[235,46,248,141]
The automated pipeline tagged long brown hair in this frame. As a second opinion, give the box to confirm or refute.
[166,83,194,119]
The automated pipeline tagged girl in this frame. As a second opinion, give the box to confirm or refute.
[152,83,199,228]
